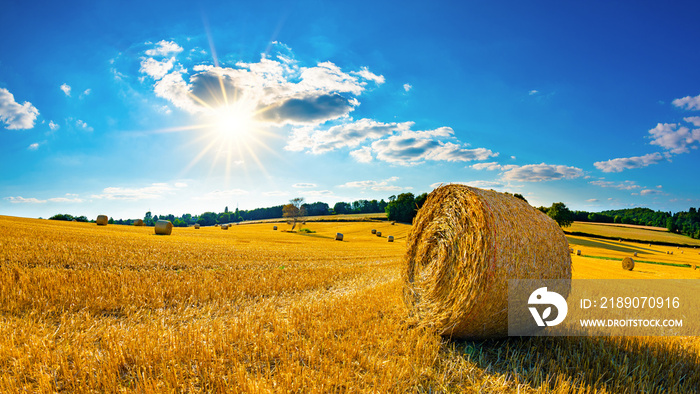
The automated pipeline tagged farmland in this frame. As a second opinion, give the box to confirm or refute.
[1,215,699,392]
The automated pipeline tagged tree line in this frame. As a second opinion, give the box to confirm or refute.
[48,191,700,240]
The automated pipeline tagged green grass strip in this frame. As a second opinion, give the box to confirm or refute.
[580,254,692,268]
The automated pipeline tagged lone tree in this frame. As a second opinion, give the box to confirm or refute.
[547,202,573,228]
[283,197,306,231]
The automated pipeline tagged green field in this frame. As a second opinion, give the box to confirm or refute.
[567,222,700,247]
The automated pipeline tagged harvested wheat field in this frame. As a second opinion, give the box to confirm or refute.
[1,215,699,392]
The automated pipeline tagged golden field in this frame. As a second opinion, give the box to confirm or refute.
[1,215,699,393]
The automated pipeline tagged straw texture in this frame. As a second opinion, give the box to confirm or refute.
[403,184,572,339]
[622,257,634,271]
[96,215,108,226]
[154,220,173,235]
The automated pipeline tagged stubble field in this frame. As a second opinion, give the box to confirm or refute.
[1,215,699,392]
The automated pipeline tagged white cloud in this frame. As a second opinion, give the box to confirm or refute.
[403,83,412,92]
[501,163,584,182]
[370,127,497,166]
[174,182,188,188]
[292,183,317,188]
[350,67,385,85]
[350,146,373,163]
[589,180,641,190]
[647,123,700,154]
[5,196,46,204]
[60,83,71,96]
[139,57,175,80]
[92,183,177,200]
[48,196,84,203]
[142,44,384,127]
[640,189,665,196]
[285,119,410,153]
[195,189,249,200]
[471,162,518,171]
[302,190,334,196]
[0,88,39,130]
[529,90,539,95]
[27,143,39,150]
[81,89,91,97]
[76,119,93,132]
[145,40,184,57]
[672,94,700,110]
[593,152,664,173]
[48,120,60,131]
[339,177,402,191]
[684,116,700,127]
[263,190,289,197]
[586,199,599,202]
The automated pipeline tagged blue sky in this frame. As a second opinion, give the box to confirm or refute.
[1,0,699,220]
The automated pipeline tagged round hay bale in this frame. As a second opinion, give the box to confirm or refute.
[154,220,173,235]
[71,219,77,222]
[388,235,394,242]
[391,221,396,225]
[273,225,278,230]
[622,257,635,271]
[222,224,229,230]
[576,250,582,256]
[403,185,571,339]
[633,252,638,257]
[133,219,144,226]
[335,233,343,241]
[371,229,377,234]
[376,231,382,237]
[569,247,573,253]
[96,215,108,226]
[194,223,200,229]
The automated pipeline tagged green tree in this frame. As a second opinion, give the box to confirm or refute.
[386,193,416,223]
[283,197,306,231]
[547,202,573,227]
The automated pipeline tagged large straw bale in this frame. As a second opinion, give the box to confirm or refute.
[273,226,278,230]
[154,220,173,235]
[335,233,343,241]
[371,229,377,234]
[388,235,394,242]
[133,219,144,226]
[622,257,635,271]
[96,215,108,226]
[376,231,382,237]
[194,223,200,229]
[403,184,571,339]
[577,250,581,256]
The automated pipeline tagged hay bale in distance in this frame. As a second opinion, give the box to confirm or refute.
[388,235,394,242]
[403,185,571,339]
[577,250,582,256]
[622,257,635,271]
[633,252,638,257]
[133,219,144,226]
[96,215,108,226]
[71,219,77,222]
[194,223,200,229]
[376,231,382,237]
[371,229,377,234]
[335,233,343,241]
[569,247,573,253]
[273,225,278,230]
[154,220,173,235]
[222,224,229,230]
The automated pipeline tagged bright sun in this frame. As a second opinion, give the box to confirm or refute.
[212,104,255,139]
